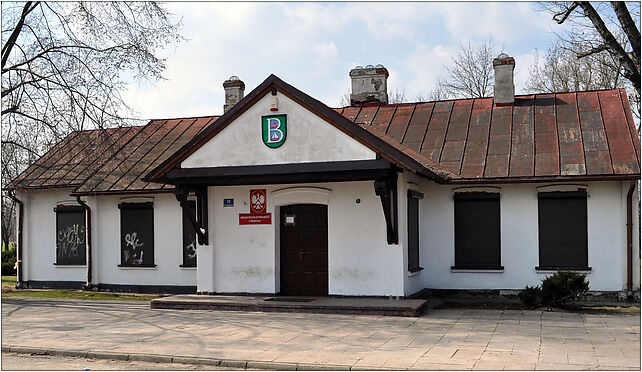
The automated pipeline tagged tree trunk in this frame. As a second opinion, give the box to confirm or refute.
[577,2,641,95]
[611,2,640,66]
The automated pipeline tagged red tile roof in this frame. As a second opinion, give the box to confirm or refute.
[7,87,639,194]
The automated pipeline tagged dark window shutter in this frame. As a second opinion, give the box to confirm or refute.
[407,192,421,272]
[55,206,86,265]
[182,201,197,267]
[454,193,501,269]
[538,192,588,269]
[119,202,155,267]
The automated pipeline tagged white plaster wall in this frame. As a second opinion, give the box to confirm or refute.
[17,189,195,287]
[400,172,429,296]
[416,179,637,292]
[206,181,404,296]
[18,188,86,282]
[93,193,196,286]
[181,92,376,168]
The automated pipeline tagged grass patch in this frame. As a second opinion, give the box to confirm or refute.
[2,276,157,301]
[2,289,158,301]
[567,305,640,315]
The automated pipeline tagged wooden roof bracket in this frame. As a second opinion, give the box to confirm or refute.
[175,185,209,245]
[374,170,399,245]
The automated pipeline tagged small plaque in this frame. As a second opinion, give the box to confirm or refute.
[284,214,295,227]
[223,198,234,207]
[239,213,272,225]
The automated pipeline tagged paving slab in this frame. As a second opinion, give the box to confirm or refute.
[2,297,639,370]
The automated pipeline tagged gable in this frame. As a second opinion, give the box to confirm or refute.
[181,92,376,168]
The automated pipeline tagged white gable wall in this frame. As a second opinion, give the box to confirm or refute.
[181,92,376,168]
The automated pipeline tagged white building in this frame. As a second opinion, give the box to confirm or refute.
[7,56,641,297]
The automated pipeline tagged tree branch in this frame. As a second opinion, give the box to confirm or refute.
[1,1,39,69]
[576,44,608,58]
[1,141,41,157]
[553,2,579,24]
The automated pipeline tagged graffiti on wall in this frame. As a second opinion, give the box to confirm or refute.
[56,224,85,260]
[123,232,145,265]
[185,239,196,260]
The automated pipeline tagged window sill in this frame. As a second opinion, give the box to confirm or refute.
[535,266,592,273]
[451,266,504,273]
[407,267,423,277]
[117,265,157,270]
[53,263,86,267]
[179,265,197,269]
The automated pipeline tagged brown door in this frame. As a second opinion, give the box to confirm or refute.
[280,204,328,296]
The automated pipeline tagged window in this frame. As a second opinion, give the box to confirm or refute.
[119,202,155,267]
[407,190,423,272]
[55,205,86,265]
[537,191,588,270]
[453,192,502,270]
[181,201,197,267]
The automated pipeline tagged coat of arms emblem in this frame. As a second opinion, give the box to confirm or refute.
[262,114,286,148]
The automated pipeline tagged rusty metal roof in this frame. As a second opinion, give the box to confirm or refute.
[336,88,640,183]
[7,86,639,194]
[6,116,217,194]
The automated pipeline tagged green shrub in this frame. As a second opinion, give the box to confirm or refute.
[1,246,16,276]
[540,271,589,307]
[518,285,541,309]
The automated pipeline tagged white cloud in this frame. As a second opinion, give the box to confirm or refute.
[401,43,455,98]
[121,2,564,119]
[434,2,552,45]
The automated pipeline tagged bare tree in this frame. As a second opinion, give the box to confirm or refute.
[541,2,640,95]
[1,2,183,241]
[433,39,498,99]
[388,88,407,104]
[528,41,640,123]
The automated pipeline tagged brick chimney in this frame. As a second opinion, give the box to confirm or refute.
[349,64,389,105]
[223,76,245,113]
[493,53,515,105]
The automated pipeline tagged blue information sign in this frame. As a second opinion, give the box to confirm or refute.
[223,198,234,207]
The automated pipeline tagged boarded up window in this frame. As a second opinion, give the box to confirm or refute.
[454,193,502,269]
[119,202,155,267]
[538,191,588,269]
[55,206,86,265]
[407,190,423,272]
[182,201,197,267]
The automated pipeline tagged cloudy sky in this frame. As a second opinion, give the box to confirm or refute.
[122,2,569,120]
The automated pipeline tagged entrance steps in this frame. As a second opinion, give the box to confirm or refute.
[151,294,429,317]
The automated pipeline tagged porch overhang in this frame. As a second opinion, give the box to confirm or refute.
[162,159,399,186]
[167,159,401,246]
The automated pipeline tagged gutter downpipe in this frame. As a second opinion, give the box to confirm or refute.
[626,180,636,294]
[7,191,24,289]
[76,195,93,290]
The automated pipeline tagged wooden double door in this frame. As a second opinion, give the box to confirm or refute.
[280,204,328,296]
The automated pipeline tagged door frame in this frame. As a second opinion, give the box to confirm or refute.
[272,187,331,295]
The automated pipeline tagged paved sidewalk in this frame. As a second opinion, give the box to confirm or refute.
[2,297,639,370]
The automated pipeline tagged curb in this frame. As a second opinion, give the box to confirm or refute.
[2,345,389,370]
